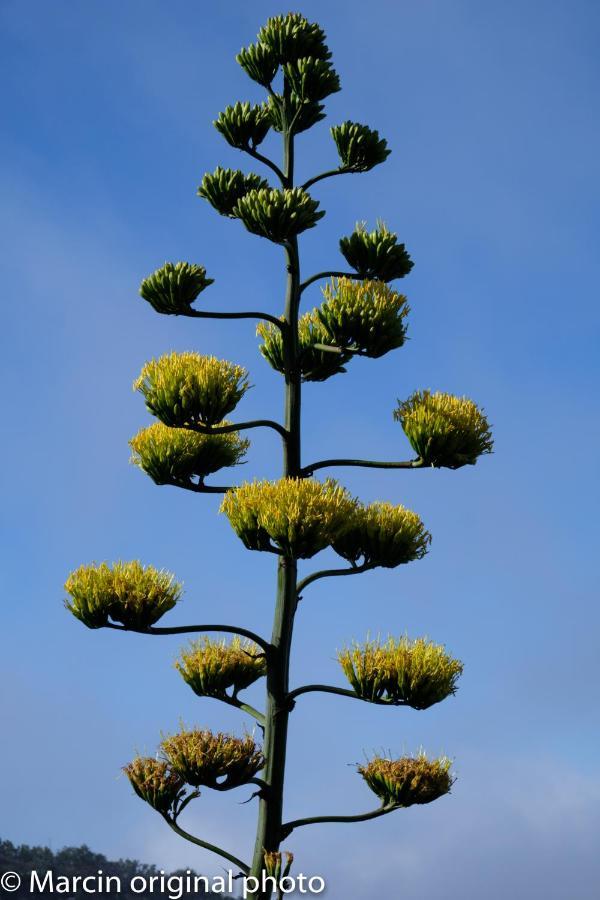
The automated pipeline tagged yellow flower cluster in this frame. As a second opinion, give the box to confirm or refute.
[64,561,181,629]
[220,478,356,558]
[123,756,185,815]
[256,313,349,382]
[338,636,463,708]
[359,752,453,807]
[160,727,264,790]
[395,390,493,468]
[176,637,266,698]
[333,500,431,568]
[318,277,409,357]
[129,422,249,486]
[134,351,249,428]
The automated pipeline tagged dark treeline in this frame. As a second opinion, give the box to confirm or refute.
[0,839,235,898]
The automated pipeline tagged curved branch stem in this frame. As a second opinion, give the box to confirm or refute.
[104,622,272,654]
[301,167,351,191]
[301,458,424,477]
[296,563,376,596]
[244,146,287,186]
[299,271,363,294]
[163,816,250,874]
[186,309,285,330]
[288,684,407,706]
[185,420,288,441]
[160,478,232,495]
[281,803,399,839]
[220,695,266,728]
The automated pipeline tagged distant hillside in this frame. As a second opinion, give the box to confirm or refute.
[0,839,235,898]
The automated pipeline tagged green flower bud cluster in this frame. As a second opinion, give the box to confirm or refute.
[133,352,249,428]
[220,478,356,558]
[359,753,454,808]
[394,390,493,468]
[318,277,409,358]
[129,422,249,487]
[266,91,326,135]
[160,727,264,790]
[340,222,414,282]
[339,636,463,708]
[198,167,269,218]
[64,561,181,630]
[176,637,266,699]
[331,121,391,173]
[214,102,271,150]
[234,187,324,243]
[236,15,334,136]
[123,757,187,816]
[284,57,340,103]
[257,13,331,64]
[236,43,279,86]
[256,314,349,382]
[139,262,213,316]
[332,500,431,568]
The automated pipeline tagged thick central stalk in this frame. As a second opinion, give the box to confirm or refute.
[249,126,301,896]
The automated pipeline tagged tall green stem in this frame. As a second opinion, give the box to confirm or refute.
[249,123,301,896]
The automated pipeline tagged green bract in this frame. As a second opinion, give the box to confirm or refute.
[220,478,357,558]
[283,57,340,102]
[236,43,278,86]
[139,262,214,316]
[64,561,181,629]
[340,222,414,281]
[133,352,249,428]
[214,102,271,150]
[359,753,453,807]
[317,277,409,358]
[129,422,249,487]
[176,637,266,698]
[161,728,264,790]
[333,501,431,568]
[198,167,269,218]
[331,121,391,172]
[258,13,331,63]
[123,757,186,816]
[394,390,493,468]
[256,313,350,382]
[339,636,463,708]
[233,188,324,243]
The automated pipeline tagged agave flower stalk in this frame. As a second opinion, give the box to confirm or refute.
[65,13,492,899]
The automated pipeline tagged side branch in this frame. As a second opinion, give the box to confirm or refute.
[301,167,351,191]
[288,684,407,707]
[163,816,250,874]
[185,420,288,440]
[244,146,287,186]
[281,803,399,839]
[104,623,272,654]
[187,309,285,330]
[296,563,376,596]
[300,271,363,293]
[159,478,232,495]
[301,458,424,477]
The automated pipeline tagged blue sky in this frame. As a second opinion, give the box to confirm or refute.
[1,1,599,897]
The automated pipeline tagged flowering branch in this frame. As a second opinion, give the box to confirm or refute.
[301,458,424,477]
[296,563,376,596]
[280,803,399,839]
[299,271,363,294]
[162,815,250,874]
[287,684,407,706]
[104,622,272,654]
